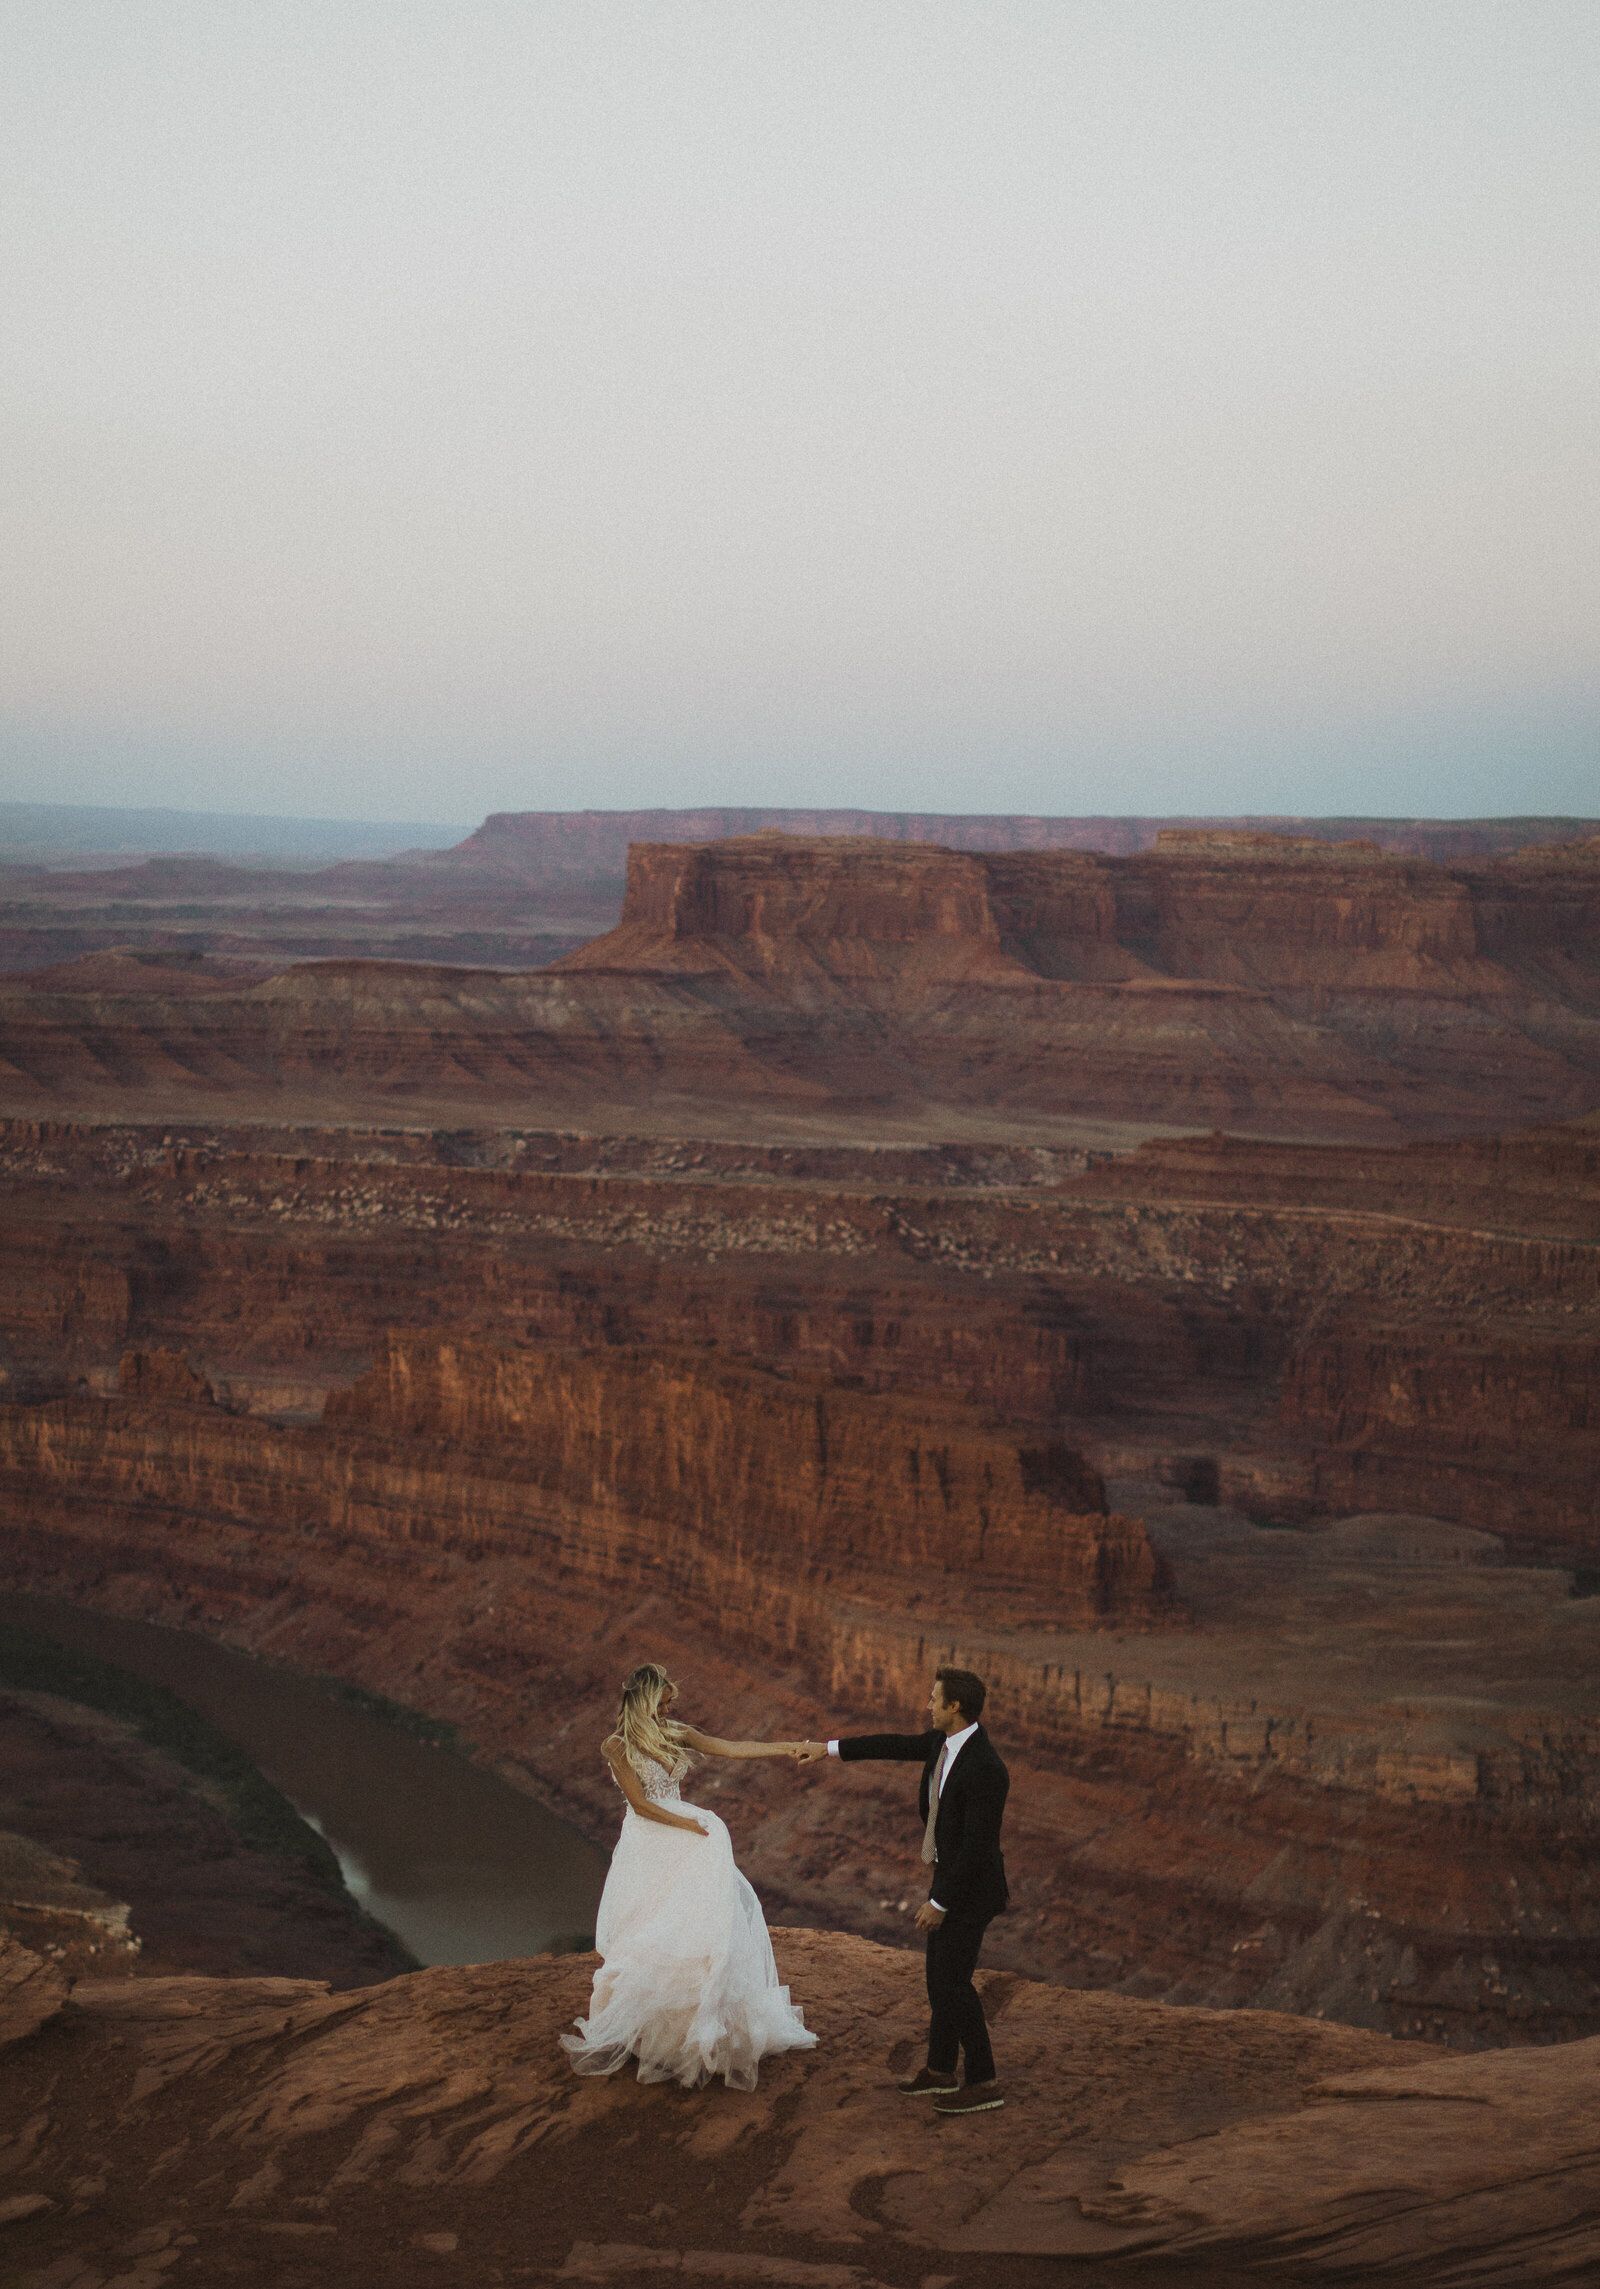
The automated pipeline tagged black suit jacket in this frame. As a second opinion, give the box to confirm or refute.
[838,1725,1009,1920]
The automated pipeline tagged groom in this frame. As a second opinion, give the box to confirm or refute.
[799,1667,1009,2114]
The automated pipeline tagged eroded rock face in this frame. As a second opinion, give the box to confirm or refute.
[1115,834,1484,986]
[117,1348,212,1406]
[324,1337,1149,1611]
[1282,1316,1600,1546]
[3,1112,1593,1559]
[572,836,1018,988]
[0,1336,1163,1631]
[0,1932,1594,2284]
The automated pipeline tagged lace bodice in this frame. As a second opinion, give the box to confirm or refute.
[611,1739,691,1805]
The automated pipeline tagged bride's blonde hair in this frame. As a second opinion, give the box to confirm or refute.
[614,1662,692,1770]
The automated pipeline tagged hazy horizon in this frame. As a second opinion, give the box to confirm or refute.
[9,794,1600,838]
[4,4,1597,824]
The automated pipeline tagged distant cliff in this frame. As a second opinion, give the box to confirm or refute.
[7,809,1594,986]
[3,829,1598,1137]
[453,807,1599,875]
[562,829,1533,995]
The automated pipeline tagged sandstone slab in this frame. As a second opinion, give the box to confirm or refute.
[1056,2037,1600,2279]
[0,1931,1593,2286]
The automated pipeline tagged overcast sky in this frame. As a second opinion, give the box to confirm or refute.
[2,2,1596,825]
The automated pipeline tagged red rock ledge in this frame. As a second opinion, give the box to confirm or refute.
[2,1927,1596,2284]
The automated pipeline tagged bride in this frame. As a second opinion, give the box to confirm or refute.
[560,1662,816,2091]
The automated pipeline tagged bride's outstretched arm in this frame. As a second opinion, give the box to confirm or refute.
[678,1725,805,1761]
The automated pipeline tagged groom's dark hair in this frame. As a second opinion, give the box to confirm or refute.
[936,1667,986,1721]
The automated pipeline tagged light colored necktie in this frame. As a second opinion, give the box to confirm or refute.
[921,1741,948,1865]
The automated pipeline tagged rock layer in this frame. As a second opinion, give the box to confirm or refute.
[549,830,1600,1134]
[0,1929,67,2048]
[3,1112,1594,1560]
[326,1337,1144,1607]
[0,1337,1162,1634]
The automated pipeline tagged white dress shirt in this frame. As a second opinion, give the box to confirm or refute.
[827,1720,979,1914]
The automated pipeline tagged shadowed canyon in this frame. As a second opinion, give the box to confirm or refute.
[2,817,1599,2286]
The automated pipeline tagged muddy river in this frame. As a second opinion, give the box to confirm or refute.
[10,1596,607,1967]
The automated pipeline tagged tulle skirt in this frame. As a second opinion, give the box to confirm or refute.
[560,1798,816,2091]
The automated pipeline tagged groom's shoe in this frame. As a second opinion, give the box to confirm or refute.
[898,2066,960,2096]
[933,2081,1004,2115]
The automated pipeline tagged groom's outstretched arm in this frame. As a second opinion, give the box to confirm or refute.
[793,1730,935,1764]
[835,1730,939,1763]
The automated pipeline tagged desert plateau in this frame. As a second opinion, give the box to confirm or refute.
[0,809,1597,2286]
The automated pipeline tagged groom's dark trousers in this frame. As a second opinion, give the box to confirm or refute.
[838,1727,1010,2084]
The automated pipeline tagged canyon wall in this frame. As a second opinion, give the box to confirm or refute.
[2,1115,1594,1561]
[562,829,1600,1002]
[1282,1317,1600,1546]
[0,1337,1160,1639]
[322,1336,1158,1614]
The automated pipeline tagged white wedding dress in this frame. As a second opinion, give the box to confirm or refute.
[560,1742,816,2091]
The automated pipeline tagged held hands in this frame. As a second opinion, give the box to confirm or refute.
[790,1739,828,1764]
